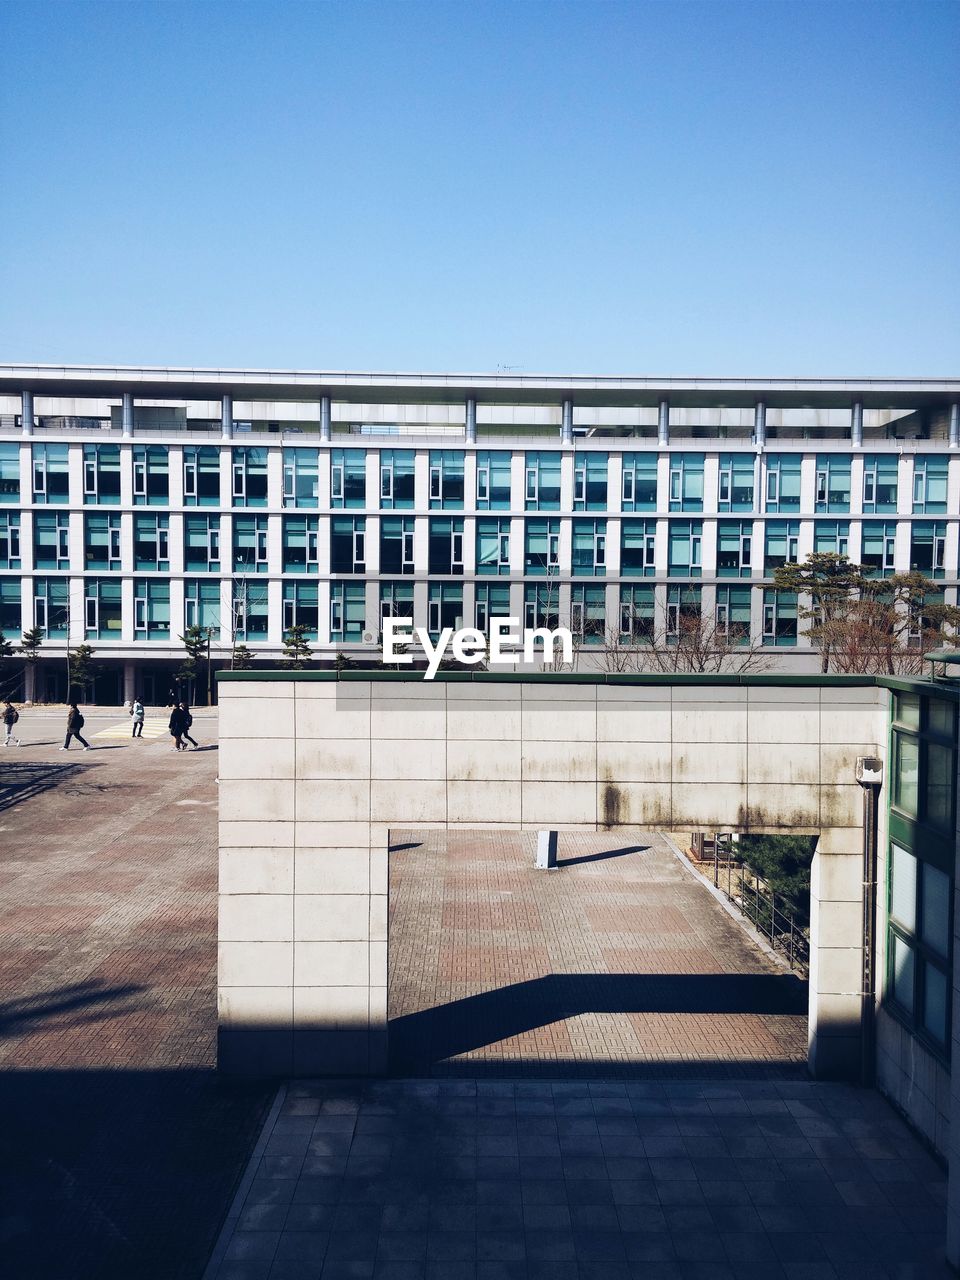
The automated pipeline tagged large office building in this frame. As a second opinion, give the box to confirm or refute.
[0,366,958,701]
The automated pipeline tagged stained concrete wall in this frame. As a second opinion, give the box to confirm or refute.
[217,674,889,1079]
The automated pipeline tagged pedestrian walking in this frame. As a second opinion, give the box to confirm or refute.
[3,701,21,746]
[60,703,91,751]
[169,703,187,751]
[130,697,145,738]
[179,701,199,750]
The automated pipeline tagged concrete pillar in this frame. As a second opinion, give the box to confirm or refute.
[808,827,864,1079]
[320,395,332,443]
[465,397,477,444]
[561,398,573,445]
[123,661,136,704]
[851,400,863,448]
[658,398,670,447]
[21,390,33,438]
[221,394,233,441]
[753,401,766,447]
[122,392,135,439]
[949,402,959,449]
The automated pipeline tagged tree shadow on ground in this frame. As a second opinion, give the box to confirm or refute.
[0,982,146,1038]
[0,761,86,813]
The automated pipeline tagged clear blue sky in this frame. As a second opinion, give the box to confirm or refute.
[0,0,956,376]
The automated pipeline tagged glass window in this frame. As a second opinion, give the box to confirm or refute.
[910,522,946,578]
[428,518,464,575]
[892,935,915,1013]
[524,519,560,576]
[814,455,851,513]
[476,518,510,576]
[0,578,21,634]
[0,443,19,501]
[926,741,954,831]
[761,590,797,646]
[132,445,169,505]
[429,451,465,509]
[82,444,121,504]
[620,454,658,511]
[763,521,799,571]
[185,515,221,571]
[331,449,366,509]
[185,580,221,636]
[571,585,605,644]
[34,578,69,637]
[913,457,948,514]
[184,445,222,506]
[427,583,463,638]
[133,514,169,570]
[764,456,801,513]
[717,454,755,512]
[814,521,849,557]
[619,585,655,641]
[85,513,123,570]
[84,578,122,639]
[232,579,269,638]
[923,963,948,1044]
[475,451,511,509]
[329,582,365,642]
[380,517,415,575]
[134,580,170,639]
[668,521,702,577]
[524,583,560,631]
[233,516,269,573]
[666,585,701,640]
[893,733,919,817]
[231,447,268,507]
[524,452,561,510]
[921,863,950,959]
[282,516,320,573]
[572,519,606,577]
[890,843,917,932]
[929,699,955,739]
[32,443,69,504]
[668,454,704,512]
[0,513,21,569]
[282,581,320,638]
[379,581,414,624]
[894,692,920,729]
[861,522,896,578]
[34,512,70,570]
[716,586,753,646]
[621,520,656,577]
[717,522,752,577]
[862,455,898,513]
[379,449,415,509]
[330,517,366,574]
[475,583,511,633]
[280,447,318,508]
[573,454,608,510]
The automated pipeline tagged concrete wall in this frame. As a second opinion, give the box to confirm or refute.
[217,674,889,1080]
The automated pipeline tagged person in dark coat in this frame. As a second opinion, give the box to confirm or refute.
[179,702,199,750]
[60,703,91,751]
[169,703,187,751]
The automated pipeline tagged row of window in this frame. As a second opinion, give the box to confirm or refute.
[0,575,799,647]
[886,692,956,1056]
[0,443,950,514]
[0,511,948,579]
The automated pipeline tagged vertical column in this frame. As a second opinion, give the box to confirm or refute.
[657,398,670,447]
[754,400,766,447]
[946,800,960,1262]
[21,390,34,438]
[808,826,865,1079]
[122,392,135,439]
[561,398,573,445]
[949,403,959,449]
[221,394,234,441]
[851,400,863,448]
[465,396,477,444]
[320,395,332,443]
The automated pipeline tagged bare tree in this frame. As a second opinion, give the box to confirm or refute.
[639,611,771,674]
[818,572,960,675]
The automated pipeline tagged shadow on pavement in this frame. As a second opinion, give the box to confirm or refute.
[0,761,86,813]
[0,982,146,1039]
[556,842,649,867]
[0,1069,272,1280]
[390,971,808,1074]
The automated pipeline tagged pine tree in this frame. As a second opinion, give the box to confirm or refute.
[231,644,256,671]
[282,625,313,669]
[178,625,208,700]
[68,643,96,700]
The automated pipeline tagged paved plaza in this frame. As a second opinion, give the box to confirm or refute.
[389,830,807,1076]
[0,709,950,1278]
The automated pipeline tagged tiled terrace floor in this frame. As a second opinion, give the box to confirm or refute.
[389,830,807,1076]
[207,1075,951,1280]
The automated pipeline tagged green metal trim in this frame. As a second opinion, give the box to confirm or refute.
[218,668,903,687]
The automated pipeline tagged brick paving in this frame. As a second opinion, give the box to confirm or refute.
[389,830,808,1077]
[0,710,271,1280]
[207,1076,951,1280]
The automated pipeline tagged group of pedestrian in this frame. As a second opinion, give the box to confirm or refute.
[0,696,203,751]
[168,701,200,751]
